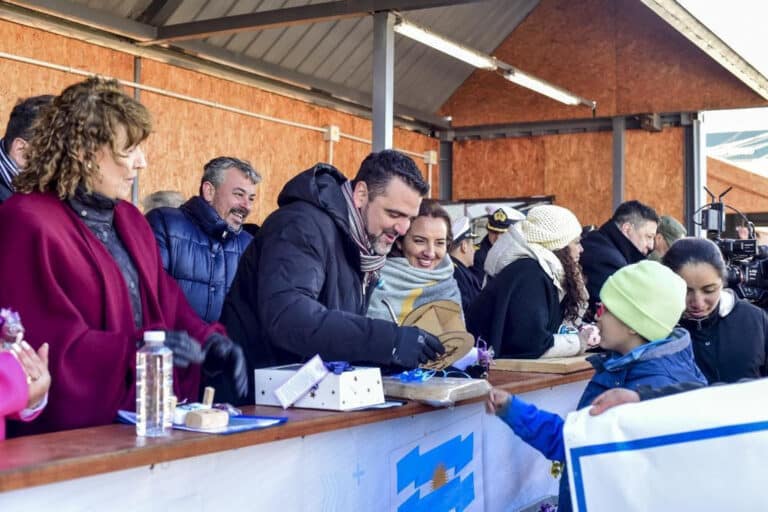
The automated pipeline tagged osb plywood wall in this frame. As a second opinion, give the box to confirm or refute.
[139,59,438,223]
[440,0,766,125]
[453,127,684,226]
[453,132,611,225]
[625,128,684,221]
[0,21,438,224]
[542,132,613,226]
[452,136,545,199]
[0,20,134,122]
[707,157,768,213]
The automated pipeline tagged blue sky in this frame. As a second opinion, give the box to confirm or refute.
[679,0,768,133]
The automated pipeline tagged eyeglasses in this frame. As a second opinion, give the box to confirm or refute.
[596,303,606,319]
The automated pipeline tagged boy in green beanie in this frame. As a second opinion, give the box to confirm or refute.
[486,260,706,512]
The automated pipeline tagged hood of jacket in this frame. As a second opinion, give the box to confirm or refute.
[277,163,351,237]
[180,195,238,240]
[589,327,695,372]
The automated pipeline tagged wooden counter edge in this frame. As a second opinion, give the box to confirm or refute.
[0,369,593,492]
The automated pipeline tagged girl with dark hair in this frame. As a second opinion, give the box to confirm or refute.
[662,237,768,383]
[367,199,463,324]
[467,205,598,358]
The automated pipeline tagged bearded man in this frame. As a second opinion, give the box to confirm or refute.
[147,156,259,323]
[218,150,445,404]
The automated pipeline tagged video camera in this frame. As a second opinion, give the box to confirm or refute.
[697,187,768,307]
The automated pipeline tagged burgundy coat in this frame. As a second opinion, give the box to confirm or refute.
[0,192,222,435]
[0,352,28,439]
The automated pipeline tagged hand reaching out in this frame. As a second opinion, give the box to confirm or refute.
[486,387,511,415]
[589,388,640,416]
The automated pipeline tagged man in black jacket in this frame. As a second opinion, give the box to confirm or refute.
[581,200,659,317]
[450,216,481,319]
[0,95,54,203]
[220,150,445,404]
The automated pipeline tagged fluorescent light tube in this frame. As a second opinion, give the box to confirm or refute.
[503,70,582,105]
[393,19,497,71]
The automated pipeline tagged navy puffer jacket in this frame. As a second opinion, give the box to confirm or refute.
[146,196,253,323]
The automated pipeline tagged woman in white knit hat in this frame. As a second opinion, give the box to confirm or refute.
[467,204,597,358]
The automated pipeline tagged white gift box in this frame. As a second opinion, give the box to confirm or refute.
[254,364,385,411]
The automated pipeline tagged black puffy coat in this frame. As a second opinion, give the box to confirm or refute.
[218,164,401,404]
[580,220,645,315]
[680,290,768,383]
[467,258,562,358]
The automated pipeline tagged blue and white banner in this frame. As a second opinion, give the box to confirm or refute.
[564,379,768,512]
[391,414,483,512]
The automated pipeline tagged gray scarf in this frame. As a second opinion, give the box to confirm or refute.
[367,255,463,324]
[341,181,386,288]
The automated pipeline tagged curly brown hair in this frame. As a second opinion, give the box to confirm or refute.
[14,76,151,199]
[553,246,588,323]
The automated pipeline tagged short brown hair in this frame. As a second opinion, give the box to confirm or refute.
[416,199,453,241]
[15,76,152,199]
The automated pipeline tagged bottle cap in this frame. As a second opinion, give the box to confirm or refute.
[143,330,166,344]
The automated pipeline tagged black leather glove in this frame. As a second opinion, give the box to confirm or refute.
[391,327,446,368]
[164,331,205,368]
[203,333,248,398]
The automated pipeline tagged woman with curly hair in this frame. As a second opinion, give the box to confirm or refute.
[0,77,246,436]
[467,205,598,358]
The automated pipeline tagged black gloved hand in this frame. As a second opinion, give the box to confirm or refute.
[391,327,446,368]
[164,330,205,368]
[203,333,248,398]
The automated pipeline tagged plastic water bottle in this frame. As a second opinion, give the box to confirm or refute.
[136,331,173,437]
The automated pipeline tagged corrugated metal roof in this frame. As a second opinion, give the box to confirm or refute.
[60,0,538,118]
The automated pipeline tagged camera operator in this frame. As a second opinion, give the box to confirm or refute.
[662,238,768,383]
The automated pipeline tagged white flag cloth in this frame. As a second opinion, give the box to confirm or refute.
[564,378,768,512]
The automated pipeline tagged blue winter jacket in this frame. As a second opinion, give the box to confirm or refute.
[497,327,706,512]
[146,196,253,323]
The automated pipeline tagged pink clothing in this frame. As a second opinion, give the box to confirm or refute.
[0,352,28,439]
[0,192,222,436]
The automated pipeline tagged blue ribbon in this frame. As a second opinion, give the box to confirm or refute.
[398,369,436,382]
[398,369,473,382]
[324,361,354,375]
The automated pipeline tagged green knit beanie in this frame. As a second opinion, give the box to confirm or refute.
[598,260,686,341]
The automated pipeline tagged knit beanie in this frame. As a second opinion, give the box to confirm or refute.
[599,260,686,341]
[657,215,687,247]
[519,205,582,251]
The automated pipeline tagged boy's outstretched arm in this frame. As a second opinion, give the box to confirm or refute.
[486,388,565,462]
